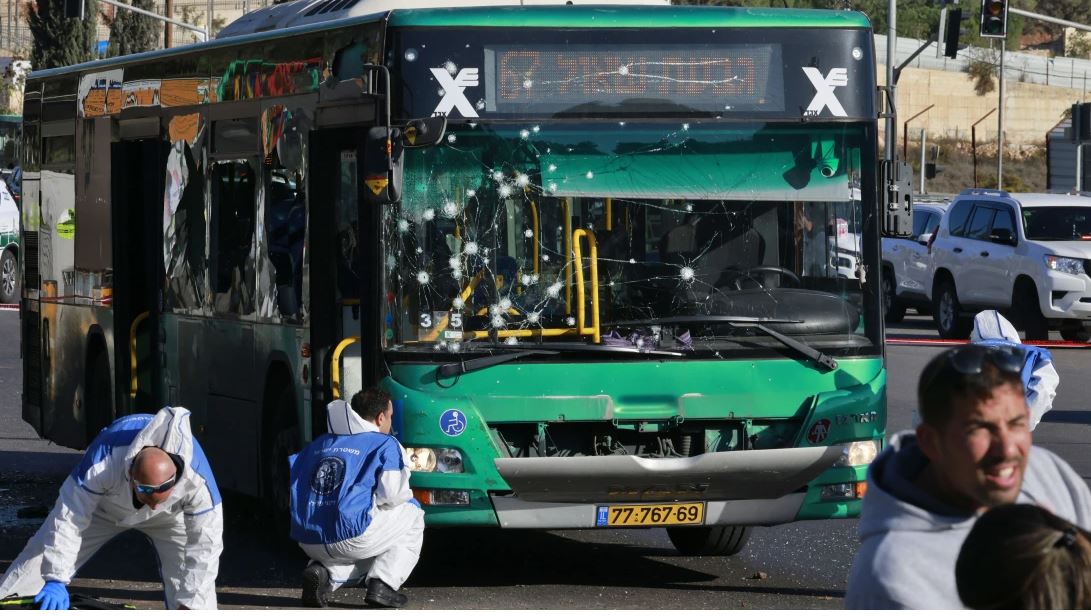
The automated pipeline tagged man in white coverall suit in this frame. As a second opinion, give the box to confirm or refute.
[290,388,424,608]
[0,407,223,609]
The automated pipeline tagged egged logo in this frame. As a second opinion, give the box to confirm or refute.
[311,456,346,496]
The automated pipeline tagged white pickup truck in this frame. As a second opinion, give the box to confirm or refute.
[881,199,949,323]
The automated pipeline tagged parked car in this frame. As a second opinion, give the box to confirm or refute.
[0,179,18,305]
[929,189,1091,341]
[881,198,949,323]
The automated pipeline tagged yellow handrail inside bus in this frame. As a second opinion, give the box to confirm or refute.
[129,311,150,400]
[463,328,577,340]
[528,200,539,275]
[331,336,360,400]
[459,269,486,305]
[572,229,601,343]
[563,198,572,314]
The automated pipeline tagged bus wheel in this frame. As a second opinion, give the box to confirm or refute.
[263,379,298,532]
[0,249,18,305]
[666,525,752,556]
[84,350,112,444]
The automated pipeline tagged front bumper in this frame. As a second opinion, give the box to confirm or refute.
[493,446,843,503]
[1043,270,1091,320]
[491,492,807,529]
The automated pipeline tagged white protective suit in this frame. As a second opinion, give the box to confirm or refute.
[0,407,223,609]
[970,310,1060,429]
[296,400,424,592]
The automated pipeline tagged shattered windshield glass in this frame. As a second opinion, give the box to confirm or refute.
[381,121,878,358]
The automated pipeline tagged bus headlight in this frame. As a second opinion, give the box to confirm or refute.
[405,447,463,473]
[835,440,881,467]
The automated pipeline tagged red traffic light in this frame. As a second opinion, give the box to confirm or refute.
[979,0,1008,38]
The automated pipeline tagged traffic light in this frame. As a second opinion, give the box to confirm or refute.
[979,0,1008,39]
[925,146,943,179]
[943,8,970,59]
[1074,103,1091,144]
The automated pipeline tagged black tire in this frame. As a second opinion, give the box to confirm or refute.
[1060,321,1091,343]
[933,279,972,339]
[667,525,752,556]
[1014,283,1049,341]
[0,249,18,305]
[882,268,905,324]
[84,350,113,444]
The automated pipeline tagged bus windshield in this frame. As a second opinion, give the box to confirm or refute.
[381,121,878,358]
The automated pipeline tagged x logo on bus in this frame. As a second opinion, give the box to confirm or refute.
[430,67,480,118]
[802,67,848,118]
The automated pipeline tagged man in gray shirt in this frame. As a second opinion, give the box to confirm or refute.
[846,344,1091,609]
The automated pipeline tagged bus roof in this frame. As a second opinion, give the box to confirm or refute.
[385,6,871,29]
[218,1,870,38]
[29,4,870,82]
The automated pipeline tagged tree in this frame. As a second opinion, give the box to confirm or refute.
[107,0,158,57]
[26,0,100,69]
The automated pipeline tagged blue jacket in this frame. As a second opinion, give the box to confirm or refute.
[289,400,414,545]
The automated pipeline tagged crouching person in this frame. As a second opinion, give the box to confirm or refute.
[0,407,223,610]
[290,388,424,608]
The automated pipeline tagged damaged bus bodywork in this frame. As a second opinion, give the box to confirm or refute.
[20,2,884,554]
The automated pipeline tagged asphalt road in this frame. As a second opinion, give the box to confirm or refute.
[0,309,1088,609]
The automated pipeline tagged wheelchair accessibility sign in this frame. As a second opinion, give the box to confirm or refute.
[440,409,467,437]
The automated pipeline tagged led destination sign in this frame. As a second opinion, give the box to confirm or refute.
[483,44,784,114]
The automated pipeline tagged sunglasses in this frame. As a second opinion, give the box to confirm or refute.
[134,475,177,495]
[924,344,1026,390]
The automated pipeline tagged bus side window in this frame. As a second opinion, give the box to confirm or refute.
[164,139,207,311]
[262,105,309,322]
[210,159,256,315]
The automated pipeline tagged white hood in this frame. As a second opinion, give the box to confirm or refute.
[326,399,375,436]
[122,406,196,475]
[970,309,1021,344]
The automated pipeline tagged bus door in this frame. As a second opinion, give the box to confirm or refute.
[308,126,381,429]
[110,131,165,415]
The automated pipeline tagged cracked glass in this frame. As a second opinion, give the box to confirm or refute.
[381,121,878,359]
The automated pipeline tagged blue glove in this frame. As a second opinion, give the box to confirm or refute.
[35,581,69,610]
[409,497,422,509]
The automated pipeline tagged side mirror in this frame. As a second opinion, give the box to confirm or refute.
[362,126,404,206]
[989,228,1016,246]
[363,117,447,205]
[916,232,933,246]
[402,116,447,148]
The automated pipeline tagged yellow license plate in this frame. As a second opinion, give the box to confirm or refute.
[595,502,705,527]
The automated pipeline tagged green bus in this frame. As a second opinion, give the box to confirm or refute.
[21,2,885,554]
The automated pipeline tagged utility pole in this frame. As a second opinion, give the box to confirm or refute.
[919,129,927,193]
[886,0,896,166]
[971,108,996,187]
[936,5,947,58]
[164,0,173,48]
[997,39,1005,189]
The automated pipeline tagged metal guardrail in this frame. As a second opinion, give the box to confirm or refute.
[875,34,1091,93]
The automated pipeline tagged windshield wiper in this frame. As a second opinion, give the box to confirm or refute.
[437,349,560,379]
[436,342,685,378]
[607,316,838,372]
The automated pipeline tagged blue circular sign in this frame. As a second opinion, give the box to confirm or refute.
[439,409,466,437]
